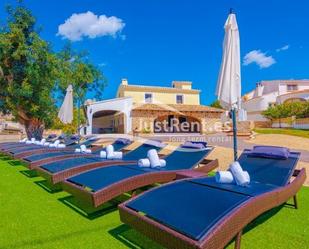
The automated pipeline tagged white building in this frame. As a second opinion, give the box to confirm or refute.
[82,79,222,135]
[242,80,309,121]
[0,113,24,133]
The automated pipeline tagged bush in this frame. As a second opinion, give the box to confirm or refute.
[51,108,86,134]
[142,127,151,134]
[262,102,309,120]
[210,100,223,109]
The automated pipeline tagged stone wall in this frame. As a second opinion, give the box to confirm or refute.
[131,109,222,134]
[271,117,309,130]
[253,121,272,128]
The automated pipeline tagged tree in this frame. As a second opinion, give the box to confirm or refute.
[262,102,309,120]
[210,100,223,109]
[55,43,107,134]
[0,4,106,139]
[51,108,86,134]
[0,4,59,139]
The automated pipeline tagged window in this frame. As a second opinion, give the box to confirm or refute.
[145,93,153,103]
[287,84,298,91]
[176,95,184,104]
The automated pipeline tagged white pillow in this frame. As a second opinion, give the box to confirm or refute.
[147,149,161,168]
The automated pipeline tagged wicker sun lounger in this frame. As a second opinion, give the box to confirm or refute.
[3,136,97,158]
[35,142,166,186]
[61,147,217,208]
[23,139,132,170]
[119,148,306,249]
[0,134,59,151]
[0,142,46,151]
[0,134,68,154]
[0,142,27,149]
[0,134,61,150]
[7,135,83,158]
[14,137,101,160]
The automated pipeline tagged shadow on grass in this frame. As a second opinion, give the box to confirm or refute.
[9,160,24,166]
[244,205,284,233]
[0,155,12,161]
[0,226,104,249]
[34,180,62,193]
[0,156,22,165]
[0,154,27,166]
[1,157,27,167]
[109,224,164,249]
[20,169,38,178]
[58,195,117,220]
[225,205,284,248]
[112,205,289,249]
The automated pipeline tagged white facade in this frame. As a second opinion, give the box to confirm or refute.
[242,80,309,121]
[84,97,133,135]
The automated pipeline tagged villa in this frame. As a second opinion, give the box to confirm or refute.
[83,79,223,135]
[242,80,309,121]
[0,113,23,134]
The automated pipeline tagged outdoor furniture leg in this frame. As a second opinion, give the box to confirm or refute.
[131,190,138,198]
[235,230,242,249]
[293,195,298,209]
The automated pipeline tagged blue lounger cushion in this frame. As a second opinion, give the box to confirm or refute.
[115,138,131,145]
[42,157,102,173]
[67,148,212,192]
[101,140,129,153]
[24,149,101,162]
[141,148,211,171]
[123,149,300,241]
[119,143,162,161]
[126,180,250,240]
[239,150,299,186]
[9,137,96,154]
[68,165,146,191]
[181,141,207,149]
[24,140,126,162]
[191,141,207,147]
[9,146,43,154]
[40,143,163,173]
[24,151,79,162]
[247,146,290,160]
[191,177,276,197]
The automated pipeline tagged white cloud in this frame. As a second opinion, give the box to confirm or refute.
[57,11,125,41]
[243,50,276,68]
[276,44,290,52]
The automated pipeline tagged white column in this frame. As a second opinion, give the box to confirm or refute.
[124,110,132,134]
[86,108,93,135]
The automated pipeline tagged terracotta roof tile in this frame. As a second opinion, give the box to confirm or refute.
[133,103,223,113]
[118,84,200,94]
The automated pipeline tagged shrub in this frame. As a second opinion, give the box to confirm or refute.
[262,101,309,120]
[210,100,223,109]
[51,108,85,135]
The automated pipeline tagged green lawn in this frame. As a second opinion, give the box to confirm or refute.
[0,156,309,249]
[254,128,309,139]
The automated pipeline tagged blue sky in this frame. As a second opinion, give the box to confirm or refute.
[1,0,309,105]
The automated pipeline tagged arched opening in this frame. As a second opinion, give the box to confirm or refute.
[284,98,306,103]
[92,110,126,134]
[154,115,201,133]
